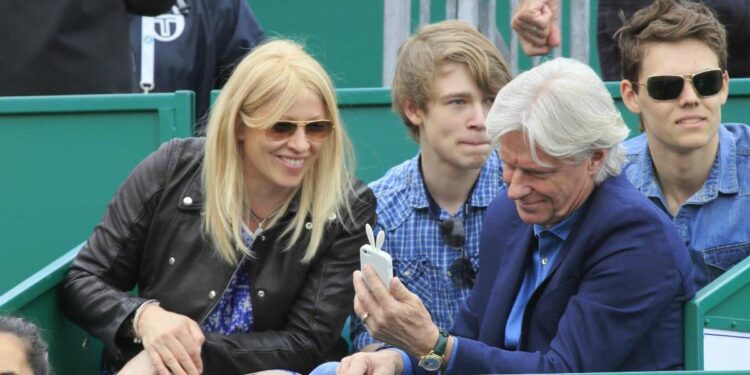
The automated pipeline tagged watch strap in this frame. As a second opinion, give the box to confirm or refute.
[432,328,449,356]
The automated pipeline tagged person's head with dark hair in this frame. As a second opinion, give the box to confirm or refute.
[0,316,48,375]
[618,0,729,141]
[616,0,727,86]
[615,0,749,291]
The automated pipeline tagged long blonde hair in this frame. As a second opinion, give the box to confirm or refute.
[203,39,354,264]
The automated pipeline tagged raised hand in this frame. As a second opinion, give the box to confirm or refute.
[511,0,561,56]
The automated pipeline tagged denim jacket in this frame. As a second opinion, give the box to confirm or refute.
[623,123,750,288]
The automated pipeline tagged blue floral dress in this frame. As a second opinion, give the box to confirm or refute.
[200,227,257,334]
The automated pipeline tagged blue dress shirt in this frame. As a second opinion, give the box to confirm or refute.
[504,209,582,350]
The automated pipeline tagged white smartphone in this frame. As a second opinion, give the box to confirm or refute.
[360,244,393,289]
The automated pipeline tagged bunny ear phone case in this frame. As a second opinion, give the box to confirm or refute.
[360,223,393,289]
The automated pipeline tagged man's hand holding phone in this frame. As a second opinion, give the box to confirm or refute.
[359,224,393,289]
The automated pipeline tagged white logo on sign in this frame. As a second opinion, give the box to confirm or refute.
[152,6,185,42]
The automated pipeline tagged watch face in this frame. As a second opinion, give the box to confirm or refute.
[419,355,442,371]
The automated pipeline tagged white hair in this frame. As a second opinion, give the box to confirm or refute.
[486,57,629,184]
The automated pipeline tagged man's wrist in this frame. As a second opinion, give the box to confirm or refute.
[417,328,449,371]
[362,342,387,352]
[390,348,409,375]
[413,325,440,357]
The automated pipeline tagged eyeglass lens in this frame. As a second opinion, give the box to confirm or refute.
[441,217,475,287]
[646,69,723,101]
[267,121,334,141]
[449,256,476,287]
[440,218,465,249]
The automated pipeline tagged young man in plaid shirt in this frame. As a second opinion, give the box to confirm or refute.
[350,20,511,352]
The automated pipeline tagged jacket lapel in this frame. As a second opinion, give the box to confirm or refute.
[480,218,534,348]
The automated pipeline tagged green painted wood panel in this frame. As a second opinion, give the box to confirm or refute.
[0,92,194,293]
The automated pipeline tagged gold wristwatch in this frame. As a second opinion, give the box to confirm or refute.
[418,328,449,371]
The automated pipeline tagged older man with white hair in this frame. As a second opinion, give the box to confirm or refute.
[335,57,695,374]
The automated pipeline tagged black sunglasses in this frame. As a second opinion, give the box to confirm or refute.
[633,68,724,101]
[440,218,476,287]
[266,120,334,142]
[449,256,476,288]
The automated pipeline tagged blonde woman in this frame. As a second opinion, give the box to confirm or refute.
[60,40,376,374]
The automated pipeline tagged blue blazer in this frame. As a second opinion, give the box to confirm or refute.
[421,174,695,373]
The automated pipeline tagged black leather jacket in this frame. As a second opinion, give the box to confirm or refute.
[60,138,376,373]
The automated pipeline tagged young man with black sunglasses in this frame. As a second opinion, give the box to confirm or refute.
[346,20,511,354]
[619,0,750,289]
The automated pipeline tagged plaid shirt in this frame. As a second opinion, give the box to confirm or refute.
[351,151,503,350]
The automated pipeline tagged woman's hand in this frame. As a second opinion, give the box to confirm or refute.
[118,350,157,375]
[338,350,404,375]
[137,304,205,375]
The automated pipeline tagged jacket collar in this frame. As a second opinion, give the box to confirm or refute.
[177,164,302,214]
[630,125,739,204]
[405,150,502,211]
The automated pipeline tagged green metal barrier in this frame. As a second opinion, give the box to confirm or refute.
[0,91,194,293]
[8,246,747,374]
[0,243,103,374]
[685,256,750,371]
[337,88,417,183]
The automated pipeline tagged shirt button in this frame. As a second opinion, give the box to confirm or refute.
[260,235,266,241]
[183,196,193,206]
[403,270,412,277]
[208,290,216,299]
[168,257,175,265]
[328,213,337,221]
[305,222,313,230]
[541,257,548,266]
[257,290,265,298]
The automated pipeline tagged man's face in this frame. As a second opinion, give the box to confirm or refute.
[406,62,495,171]
[500,131,600,227]
[622,39,728,154]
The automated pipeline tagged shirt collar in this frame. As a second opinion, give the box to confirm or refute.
[716,124,740,194]
[630,137,660,196]
[407,150,502,210]
[406,153,430,210]
[532,207,583,241]
[631,124,739,202]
